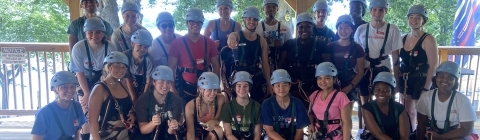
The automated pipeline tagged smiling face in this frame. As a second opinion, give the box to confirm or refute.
[243,17,259,30]
[131,43,149,57]
[297,22,313,39]
[107,62,128,79]
[370,7,387,21]
[314,9,328,23]
[435,72,457,91]
[186,20,203,35]
[337,23,353,39]
[373,82,392,103]
[263,3,278,18]
[54,83,77,101]
[81,0,98,13]
[235,81,250,98]
[272,82,291,97]
[349,2,364,18]
[316,76,335,90]
[85,30,104,44]
[153,79,172,95]
[122,11,138,26]
[200,88,218,102]
[407,13,425,29]
[217,5,232,19]
[158,21,175,35]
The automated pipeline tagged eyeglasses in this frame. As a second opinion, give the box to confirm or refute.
[160,23,175,29]
[187,20,203,25]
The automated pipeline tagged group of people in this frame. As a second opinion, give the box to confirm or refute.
[30,0,478,140]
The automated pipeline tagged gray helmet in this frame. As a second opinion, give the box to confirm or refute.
[151,65,174,81]
[242,6,261,20]
[185,8,205,22]
[296,12,315,25]
[350,0,367,6]
[436,61,461,78]
[83,17,106,32]
[263,0,279,6]
[335,15,354,28]
[50,71,79,91]
[131,29,153,46]
[407,5,428,18]
[369,0,389,9]
[104,51,129,66]
[156,12,175,26]
[373,72,396,88]
[216,0,234,8]
[315,62,338,77]
[121,1,140,14]
[198,72,220,89]
[313,0,329,12]
[270,69,291,85]
[232,71,253,84]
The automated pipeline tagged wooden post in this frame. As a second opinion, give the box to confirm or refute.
[439,49,449,62]
[63,0,82,22]
[284,0,316,16]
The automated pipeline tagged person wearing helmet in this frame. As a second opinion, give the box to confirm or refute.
[306,62,352,140]
[185,72,226,140]
[399,5,439,131]
[168,8,221,107]
[416,61,477,140]
[278,12,328,109]
[334,0,368,41]
[220,71,262,140]
[111,1,147,52]
[149,11,182,66]
[123,29,155,103]
[88,51,135,140]
[69,16,118,140]
[67,0,114,53]
[354,0,403,108]
[226,6,272,103]
[204,0,242,51]
[360,72,410,140]
[328,15,366,129]
[206,0,242,96]
[31,71,85,140]
[260,69,310,140]
[134,66,183,140]
[312,0,336,44]
[255,0,293,71]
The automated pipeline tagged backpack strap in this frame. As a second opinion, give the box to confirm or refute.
[119,28,130,50]
[430,89,456,133]
[321,90,340,128]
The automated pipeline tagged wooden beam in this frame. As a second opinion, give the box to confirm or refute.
[284,0,297,12]
[63,0,82,22]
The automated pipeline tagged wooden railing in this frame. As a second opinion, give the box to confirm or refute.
[0,42,69,116]
[0,43,478,116]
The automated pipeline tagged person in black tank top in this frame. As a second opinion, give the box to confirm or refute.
[278,12,328,109]
[399,5,439,132]
[88,51,136,140]
[226,6,272,103]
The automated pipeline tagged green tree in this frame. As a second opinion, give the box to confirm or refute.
[0,0,69,109]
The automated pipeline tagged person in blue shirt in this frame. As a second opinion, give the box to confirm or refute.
[261,69,310,140]
[31,71,86,140]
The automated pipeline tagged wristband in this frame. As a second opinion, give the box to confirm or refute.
[349,83,355,87]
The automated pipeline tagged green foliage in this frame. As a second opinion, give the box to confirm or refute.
[0,0,69,42]
[360,0,456,46]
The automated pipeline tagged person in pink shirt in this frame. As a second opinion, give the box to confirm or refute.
[308,62,352,140]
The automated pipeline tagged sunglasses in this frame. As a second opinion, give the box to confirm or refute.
[187,20,203,25]
[160,23,175,29]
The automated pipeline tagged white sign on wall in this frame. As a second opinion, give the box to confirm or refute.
[1,47,26,64]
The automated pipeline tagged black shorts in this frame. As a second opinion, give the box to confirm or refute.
[399,73,427,100]
[358,66,390,96]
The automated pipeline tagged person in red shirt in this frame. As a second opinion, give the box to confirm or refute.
[168,8,221,107]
